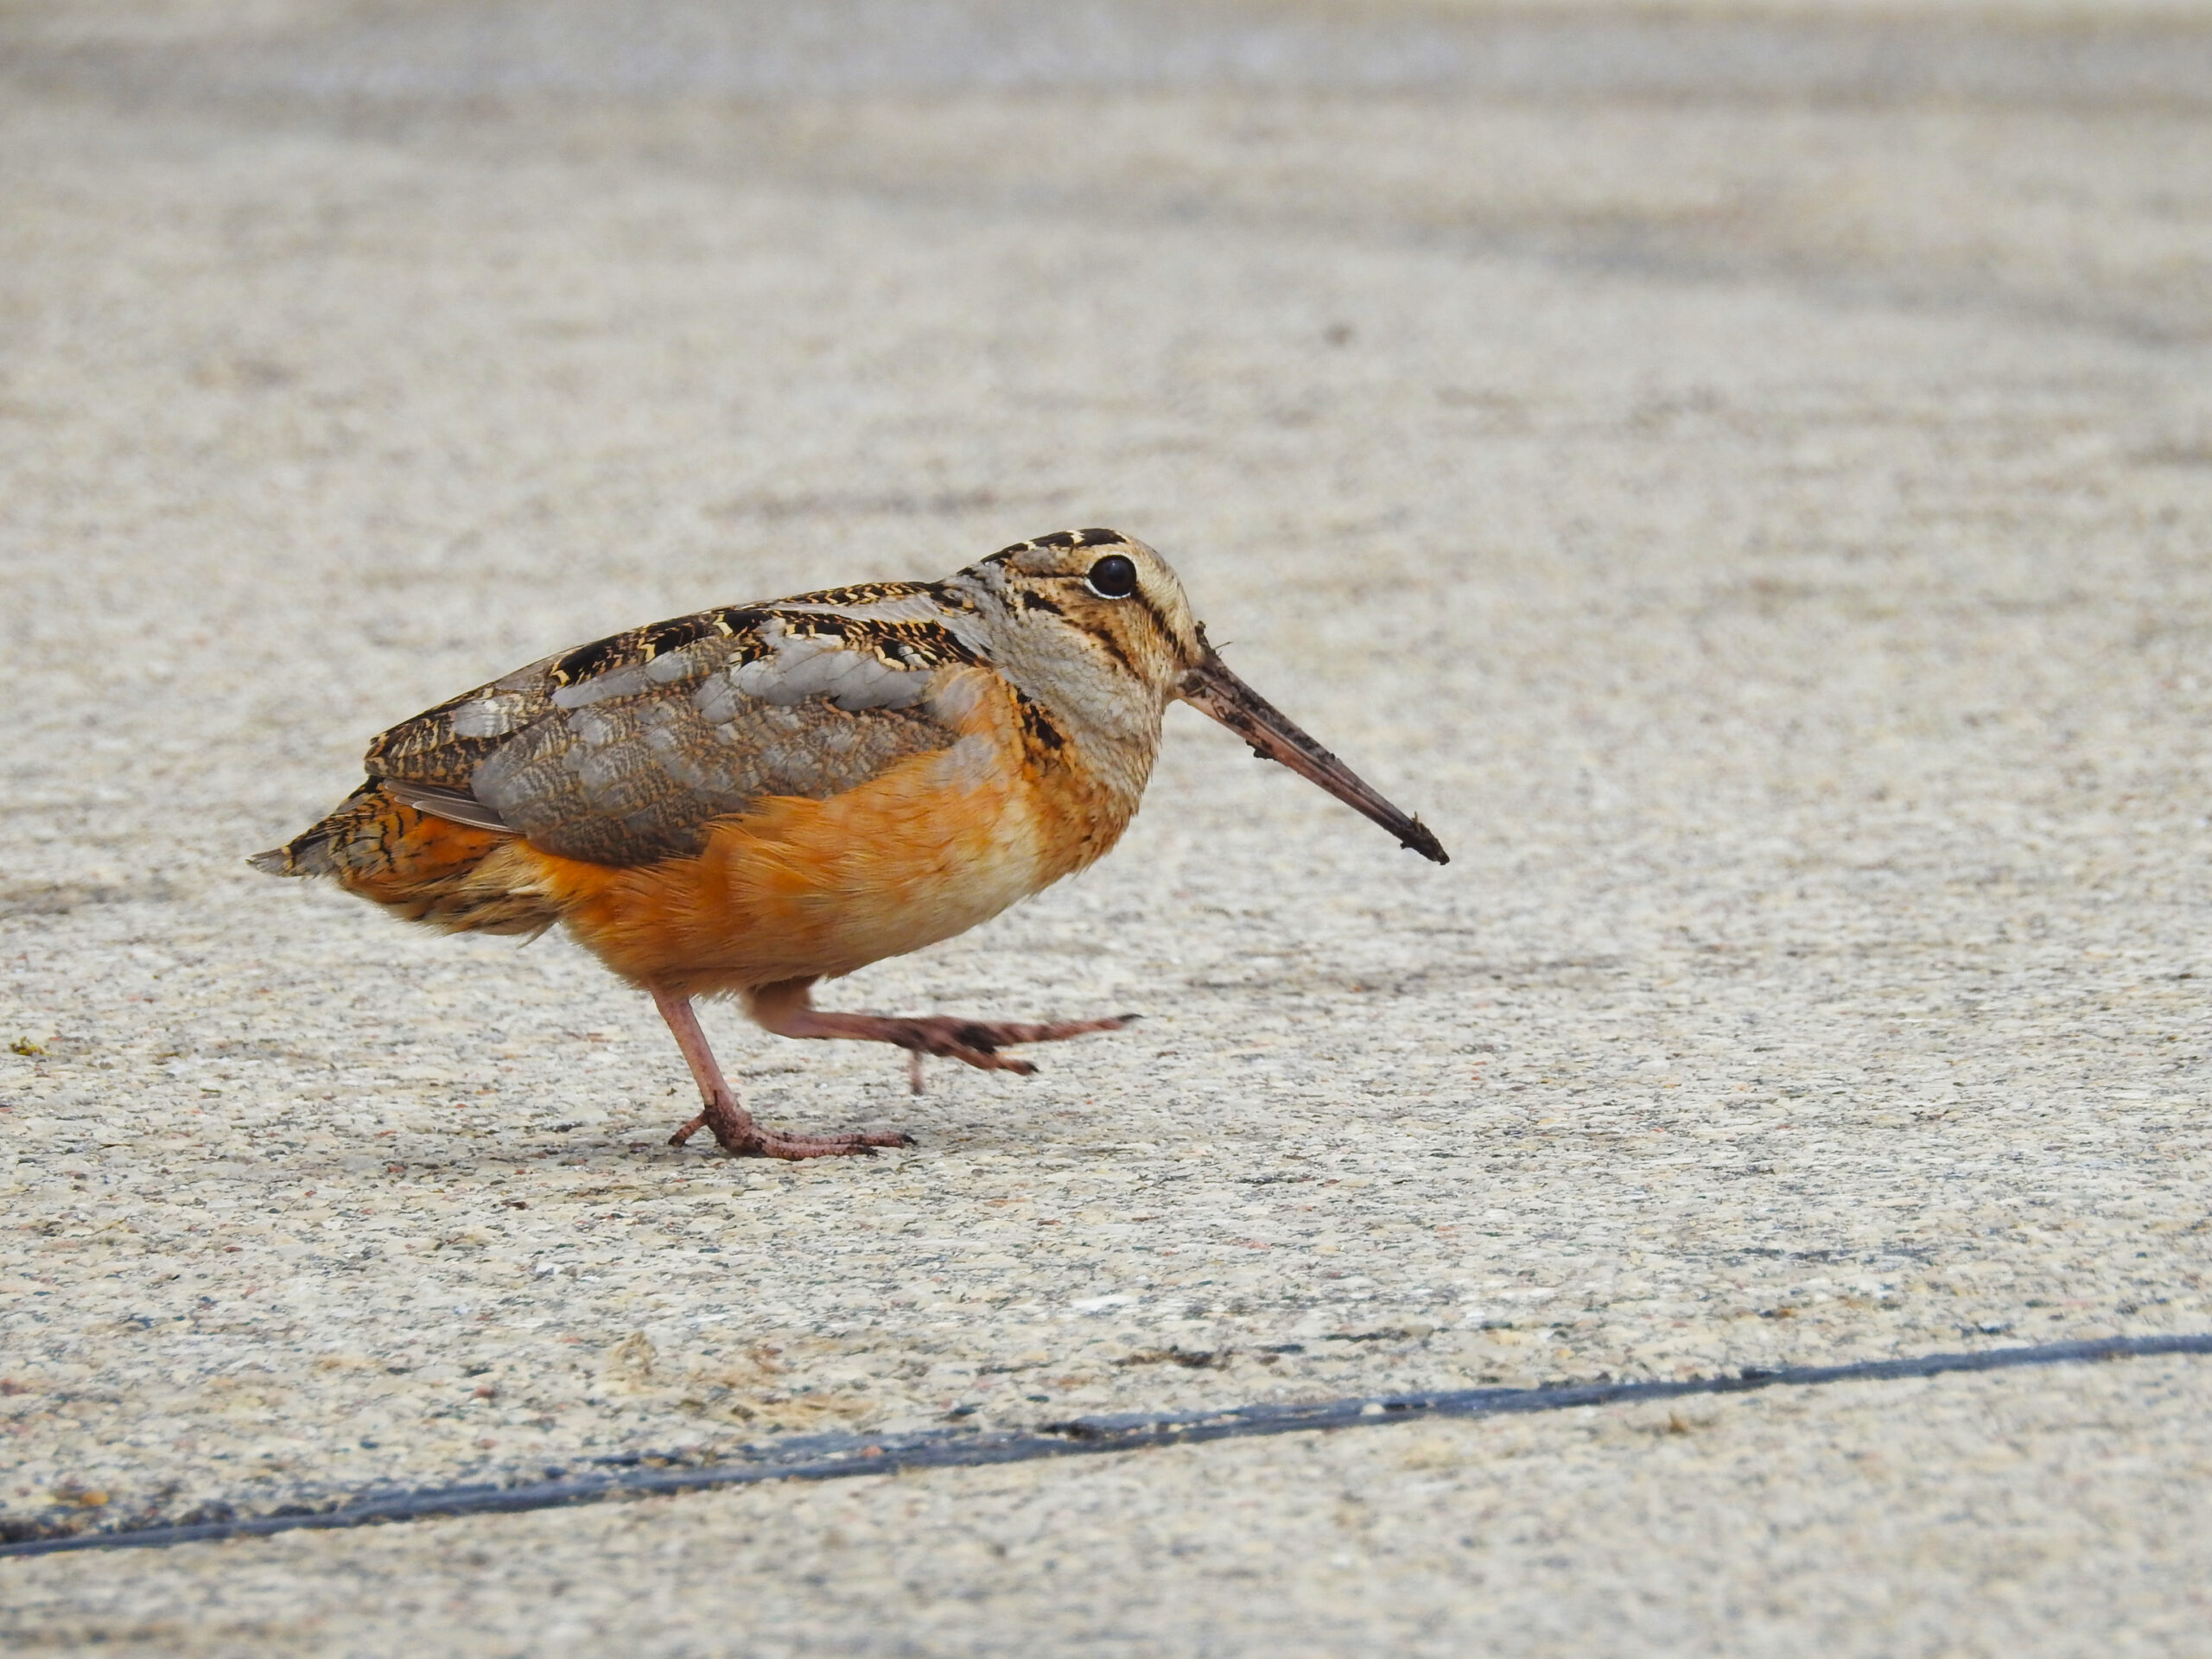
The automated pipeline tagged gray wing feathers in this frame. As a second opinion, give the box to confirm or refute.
[385,780,513,832]
[373,619,966,867]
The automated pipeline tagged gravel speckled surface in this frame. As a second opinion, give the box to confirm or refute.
[3,0,2209,1647]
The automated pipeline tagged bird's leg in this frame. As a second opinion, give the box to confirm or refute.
[651,983,910,1160]
[744,977,1135,1093]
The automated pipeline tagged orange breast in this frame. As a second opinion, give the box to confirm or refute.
[506,680,1141,998]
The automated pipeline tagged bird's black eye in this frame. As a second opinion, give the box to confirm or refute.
[1085,555,1139,599]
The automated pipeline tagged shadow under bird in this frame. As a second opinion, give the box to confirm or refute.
[253,531,1448,1158]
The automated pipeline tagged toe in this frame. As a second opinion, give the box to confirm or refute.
[750,1137,879,1161]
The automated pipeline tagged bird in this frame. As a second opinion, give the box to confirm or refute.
[252,530,1447,1159]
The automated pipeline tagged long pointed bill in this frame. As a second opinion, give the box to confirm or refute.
[1176,653,1449,865]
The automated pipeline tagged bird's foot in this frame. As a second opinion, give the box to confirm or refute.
[821,1013,1138,1083]
[741,981,1140,1096]
[666,1090,912,1160]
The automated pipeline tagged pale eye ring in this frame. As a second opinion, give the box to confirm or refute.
[1085,555,1139,599]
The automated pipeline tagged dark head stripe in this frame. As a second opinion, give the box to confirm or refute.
[1128,585,1179,653]
[988,528,1130,562]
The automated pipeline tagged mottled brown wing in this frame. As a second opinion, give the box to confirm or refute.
[365,605,982,867]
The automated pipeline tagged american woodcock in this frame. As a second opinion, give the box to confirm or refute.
[253,531,1447,1158]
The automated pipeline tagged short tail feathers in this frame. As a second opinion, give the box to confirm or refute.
[245,844,307,877]
[249,779,560,936]
[249,780,378,879]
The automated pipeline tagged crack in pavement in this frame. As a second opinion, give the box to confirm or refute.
[8,1332,2205,1559]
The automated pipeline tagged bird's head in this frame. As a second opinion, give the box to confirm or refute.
[962,530,1448,865]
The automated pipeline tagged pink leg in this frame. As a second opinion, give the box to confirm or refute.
[744,977,1135,1093]
[651,983,910,1160]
